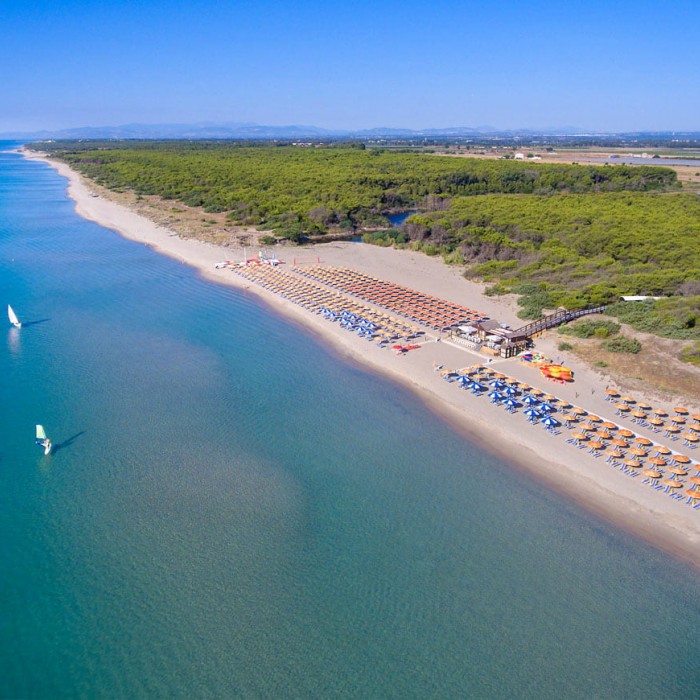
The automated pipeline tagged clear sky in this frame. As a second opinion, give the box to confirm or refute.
[1,0,698,132]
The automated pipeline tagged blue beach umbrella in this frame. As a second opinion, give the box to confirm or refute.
[470,381,484,392]
[541,415,560,427]
[489,380,505,389]
[540,403,556,413]
[487,390,503,401]
[522,395,539,405]
[456,375,470,385]
[504,398,518,408]
[504,386,518,397]
[524,408,542,418]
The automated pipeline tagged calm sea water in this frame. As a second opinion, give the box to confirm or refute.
[1,144,699,699]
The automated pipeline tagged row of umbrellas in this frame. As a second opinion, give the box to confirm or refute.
[297,265,488,330]
[448,364,700,501]
[232,264,418,338]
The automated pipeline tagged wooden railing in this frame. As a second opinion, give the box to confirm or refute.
[512,305,608,338]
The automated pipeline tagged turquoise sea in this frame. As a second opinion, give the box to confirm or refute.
[1,144,699,698]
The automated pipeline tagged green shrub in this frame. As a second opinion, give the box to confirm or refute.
[559,320,621,338]
[558,342,573,351]
[679,342,700,366]
[260,235,277,245]
[602,336,642,353]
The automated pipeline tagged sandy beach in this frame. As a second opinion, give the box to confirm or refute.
[22,149,700,568]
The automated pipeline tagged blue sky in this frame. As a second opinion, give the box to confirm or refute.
[1,0,698,132]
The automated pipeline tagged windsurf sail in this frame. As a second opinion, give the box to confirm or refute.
[35,424,47,444]
[8,304,21,328]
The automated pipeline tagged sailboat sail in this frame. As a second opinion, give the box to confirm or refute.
[36,425,47,442]
[8,304,21,328]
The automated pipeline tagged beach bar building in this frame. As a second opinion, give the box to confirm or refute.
[451,319,529,358]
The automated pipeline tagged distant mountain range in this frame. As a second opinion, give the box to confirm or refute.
[2,122,699,141]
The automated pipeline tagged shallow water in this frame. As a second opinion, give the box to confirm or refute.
[1,145,699,698]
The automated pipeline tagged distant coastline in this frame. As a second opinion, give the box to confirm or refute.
[21,147,700,569]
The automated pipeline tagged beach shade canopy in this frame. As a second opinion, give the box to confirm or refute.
[621,396,636,404]
[635,437,653,446]
[672,455,691,464]
[629,447,648,457]
[487,390,503,400]
[570,407,587,415]
[642,469,664,479]
[541,416,560,427]
[489,380,506,389]
[617,429,634,438]
[637,402,651,410]
[469,381,485,391]
[456,375,470,384]
[601,421,617,429]
[625,460,643,468]
[685,489,700,499]
[649,457,667,466]
[504,398,518,407]
[504,387,519,396]
[662,479,684,489]
[690,476,700,485]
[614,403,630,411]
[606,388,620,396]
[655,446,672,455]
[540,403,555,413]
[524,408,542,418]
[522,395,539,405]
[611,438,629,447]
[674,407,689,414]
[588,440,604,449]
[606,449,624,458]
[653,409,668,416]
[669,466,688,476]
[571,432,589,440]
[595,430,612,439]
[648,417,664,426]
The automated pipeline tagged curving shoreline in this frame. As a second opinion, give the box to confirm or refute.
[22,148,700,569]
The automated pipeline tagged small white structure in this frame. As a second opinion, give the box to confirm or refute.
[620,296,665,302]
[514,152,525,160]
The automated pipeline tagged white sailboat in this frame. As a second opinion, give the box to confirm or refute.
[8,304,21,328]
[36,425,52,455]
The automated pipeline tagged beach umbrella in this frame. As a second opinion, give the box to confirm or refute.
[648,417,664,426]
[629,447,648,457]
[621,396,635,404]
[606,448,624,458]
[671,455,691,464]
[624,460,643,469]
[693,414,700,422]
[524,408,542,418]
[655,446,671,455]
[522,395,539,405]
[670,417,686,425]
[669,466,688,476]
[504,398,518,407]
[661,479,683,489]
[632,409,646,419]
[606,388,620,397]
[540,403,555,413]
[601,421,617,430]
[588,440,604,450]
[504,387,518,397]
[683,433,699,443]
[637,402,651,410]
[570,407,586,415]
[617,429,634,438]
[571,432,589,441]
[541,415,560,427]
[469,381,484,391]
[649,457,667,466]
[690,476,700,485]
[653,409,668,416]
[594,430,612,439]
[489,380,505,389]
[643,469,663,479]
[487,390,503,401]
[635,437,652,446]
[685,489,700,500]
[615,403,630,412]
[674,407,689,415]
